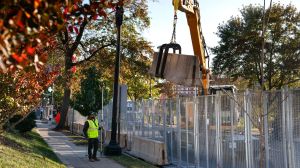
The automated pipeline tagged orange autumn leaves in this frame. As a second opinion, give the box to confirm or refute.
[0,65,60,124]
[0,0,66,72]
[15,68,59,103]
[0,0,127,73]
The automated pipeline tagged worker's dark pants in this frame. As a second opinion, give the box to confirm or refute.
[88,138,98,159]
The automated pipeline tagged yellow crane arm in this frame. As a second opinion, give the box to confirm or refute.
[173,0,209,95]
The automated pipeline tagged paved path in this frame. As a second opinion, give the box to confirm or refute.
[36,120,125,168]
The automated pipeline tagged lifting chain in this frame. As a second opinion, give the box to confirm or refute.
[170,12,178,44]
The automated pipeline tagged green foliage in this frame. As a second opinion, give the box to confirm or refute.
[212,3,300,90]
[0,73,17,129]
[155,81,177,98]
[53,0,154,129]
[78,11,158,101]
[120,22,159,100]
[73,67,108,116]
[0,68,57,131]
[9,112,36,133]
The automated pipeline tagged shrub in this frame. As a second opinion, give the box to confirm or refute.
[9,112,36,133]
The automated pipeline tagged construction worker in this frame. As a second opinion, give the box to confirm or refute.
[83,112,100,162]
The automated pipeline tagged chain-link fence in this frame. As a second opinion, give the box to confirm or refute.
[101,88,300,168]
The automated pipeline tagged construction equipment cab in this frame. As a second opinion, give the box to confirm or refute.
[149,0,210,95]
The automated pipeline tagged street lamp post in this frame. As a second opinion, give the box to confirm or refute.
[100,83,104,121]
[51,84,54,108]
[104,5,123,156]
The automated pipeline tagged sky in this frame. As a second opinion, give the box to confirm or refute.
[143,0,300,65]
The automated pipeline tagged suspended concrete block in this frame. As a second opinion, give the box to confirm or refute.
[149,52,202,86]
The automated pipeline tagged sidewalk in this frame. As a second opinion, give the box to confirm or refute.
[36,120,125,168]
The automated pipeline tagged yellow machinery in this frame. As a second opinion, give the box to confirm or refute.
[151,0,210,95]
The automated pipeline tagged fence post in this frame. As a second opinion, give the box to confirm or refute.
[125,105,129,145]
[149,100,151,138]
[287,88,295,168]
[249,92,254,168]
[142,100,145,137]
[215,94,222,167]
[133,102,136,137]
[194,96,200,168]
[230,96,236,168]
[244,89,253,168]
[185,98,189,168]
[139,101,142,137]
[205,96,209,168]
[244,90,249,168]
[136,101,140,137]
[176,96,182,166]
[282,88,288,168]
[263,93,270,168]
[145,99,150,138]
[170,99,174,163]
[163,100,167,147]
[151,100,155,139]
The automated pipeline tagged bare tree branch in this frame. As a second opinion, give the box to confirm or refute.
[72,43,114,66]
[63,29,69,47]
[255,61,262,86]
[59,31,66,45]
[284,78,300,85]
[79,42,89,53]
[70,17,88,52]
[57,46,65,51]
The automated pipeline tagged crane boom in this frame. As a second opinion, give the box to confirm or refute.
[175,0,209,94]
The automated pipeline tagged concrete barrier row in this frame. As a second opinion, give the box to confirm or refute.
[130,136,168,165]
[68,122,84,135]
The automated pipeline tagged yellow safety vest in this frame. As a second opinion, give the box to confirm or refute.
[87,119,99,138]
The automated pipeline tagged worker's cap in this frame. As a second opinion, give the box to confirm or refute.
[88,112,97,116]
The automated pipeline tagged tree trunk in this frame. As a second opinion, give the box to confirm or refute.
[268,45,274,90]
[55,87,71,130]
[54,19,88,130]
[55,50,73,130]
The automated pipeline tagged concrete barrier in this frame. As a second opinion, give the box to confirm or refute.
[130,136,168,166]
[69,122,84,135]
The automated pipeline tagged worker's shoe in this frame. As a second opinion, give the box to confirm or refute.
[89,158,94,162]
[93,157,100,161]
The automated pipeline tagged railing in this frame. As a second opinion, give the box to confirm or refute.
[102,88,300,168]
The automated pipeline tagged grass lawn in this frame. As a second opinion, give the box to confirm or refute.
[111,154,159,168]
[0,129,65,168]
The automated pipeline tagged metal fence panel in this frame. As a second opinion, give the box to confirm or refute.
[263,91,284,168]
[292,89,300,168]
[99,88,300,168]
